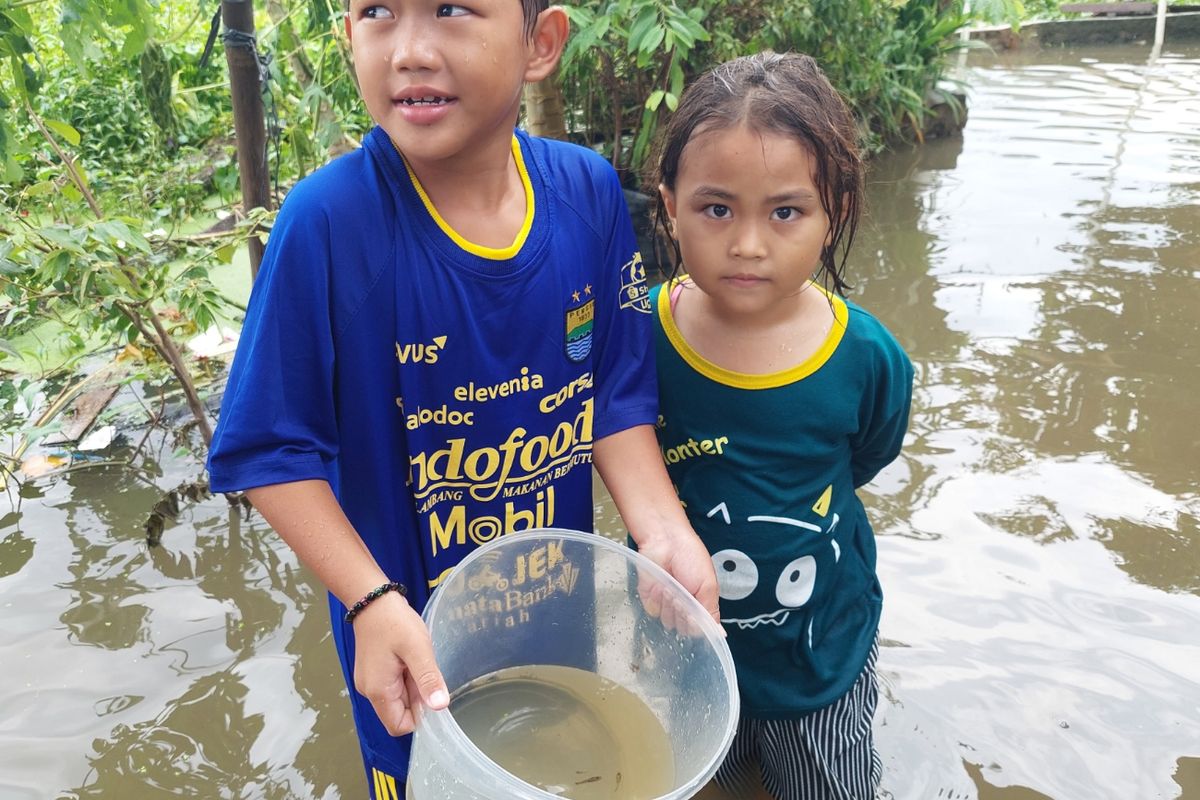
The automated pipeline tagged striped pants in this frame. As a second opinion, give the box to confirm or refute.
[715,641,882,800]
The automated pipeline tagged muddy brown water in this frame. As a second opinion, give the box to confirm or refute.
[2,43,1198,799]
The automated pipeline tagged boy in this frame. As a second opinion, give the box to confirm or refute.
[206,0,719,795]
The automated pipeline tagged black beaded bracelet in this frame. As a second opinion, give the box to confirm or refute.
[344,581,407,624]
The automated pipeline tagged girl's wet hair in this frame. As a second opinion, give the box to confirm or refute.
[651,52,863,296]
[344,1,548,39]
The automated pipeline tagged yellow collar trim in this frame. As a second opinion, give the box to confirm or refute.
[657,276,849,390]
[397,136,534,261]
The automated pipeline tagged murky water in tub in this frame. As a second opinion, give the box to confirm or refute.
[447,664,674,799]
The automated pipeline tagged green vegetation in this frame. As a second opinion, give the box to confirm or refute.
[560,0,985,178]
[972,0,1196,25]
[0,0,366,488]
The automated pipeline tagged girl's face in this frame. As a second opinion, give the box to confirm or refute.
[660,124,833,320]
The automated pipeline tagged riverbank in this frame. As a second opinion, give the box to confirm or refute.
[971,9,1200,49]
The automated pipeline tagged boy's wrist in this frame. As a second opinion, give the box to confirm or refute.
[345,581,408,624]
[347,584,410,626]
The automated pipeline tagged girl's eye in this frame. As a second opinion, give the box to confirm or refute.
[772,207,799,221]
[704,204,731,219]
[437,4,469,16]
[362,5,393,19]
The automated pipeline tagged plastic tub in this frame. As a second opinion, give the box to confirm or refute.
[407,528,738,800]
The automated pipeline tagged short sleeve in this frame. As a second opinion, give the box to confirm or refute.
[849,324,914,488]
[588,168,657,440]
[206,185,339,493]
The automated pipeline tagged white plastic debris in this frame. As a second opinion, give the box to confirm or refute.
[186,326,240,359]
[76,425,116,452]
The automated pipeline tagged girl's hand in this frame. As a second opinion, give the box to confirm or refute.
[636,523,723,635]
[592,424,723,633]
[349,590,450,736]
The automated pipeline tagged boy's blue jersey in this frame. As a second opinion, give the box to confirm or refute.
[651,281,912,718]
[207,126,655,777]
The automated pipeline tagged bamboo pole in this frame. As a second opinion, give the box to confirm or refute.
[1151,0,1168,60]
[222,0,272,280]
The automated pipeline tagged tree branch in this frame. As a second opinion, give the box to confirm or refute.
[25,103,103,220]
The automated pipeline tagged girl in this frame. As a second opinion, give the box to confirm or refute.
[650,52,913,800]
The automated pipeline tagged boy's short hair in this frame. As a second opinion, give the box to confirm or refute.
[343,1,548,39]
[521,0,550,38]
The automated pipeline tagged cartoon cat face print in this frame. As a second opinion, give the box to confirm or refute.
[705,495,841,649]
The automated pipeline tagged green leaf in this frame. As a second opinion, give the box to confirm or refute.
[3,8,35,35]
[121,27,148,60]
[627,7,659,54]
[562,6,593,26]
[44,119,81,146]
[24,181,57,197]
[113,218,151,253]
[631,106,658,169]
[4,54,28,103]
[0,115,10,165]
[594,15,612,40]
[0,241,19,275]
[0,251,21,276]
[666,18,696,48]
[42,250,73,281]
[646,89,665,111]
[671,13,710,43]
[639,24,665,55]
[76,268,92,303]
[670,59,685,98]
[38,227,86,253]
[94,220,140,251]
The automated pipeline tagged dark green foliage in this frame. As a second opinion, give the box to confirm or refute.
[139,40,177,145]
[782,0,972,150]
[559,0,981,186]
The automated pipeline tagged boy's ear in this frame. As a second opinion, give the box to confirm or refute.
[524,6,570,83]
[659,183,678,236]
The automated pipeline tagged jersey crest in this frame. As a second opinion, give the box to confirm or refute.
[565,296,595,362]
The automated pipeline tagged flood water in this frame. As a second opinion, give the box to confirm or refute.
[2,42,1199,800]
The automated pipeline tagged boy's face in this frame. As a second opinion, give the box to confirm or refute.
[345,1,546,166]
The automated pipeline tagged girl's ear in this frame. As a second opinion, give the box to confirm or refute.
[659,183,678,236]
[525,7,569,83]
